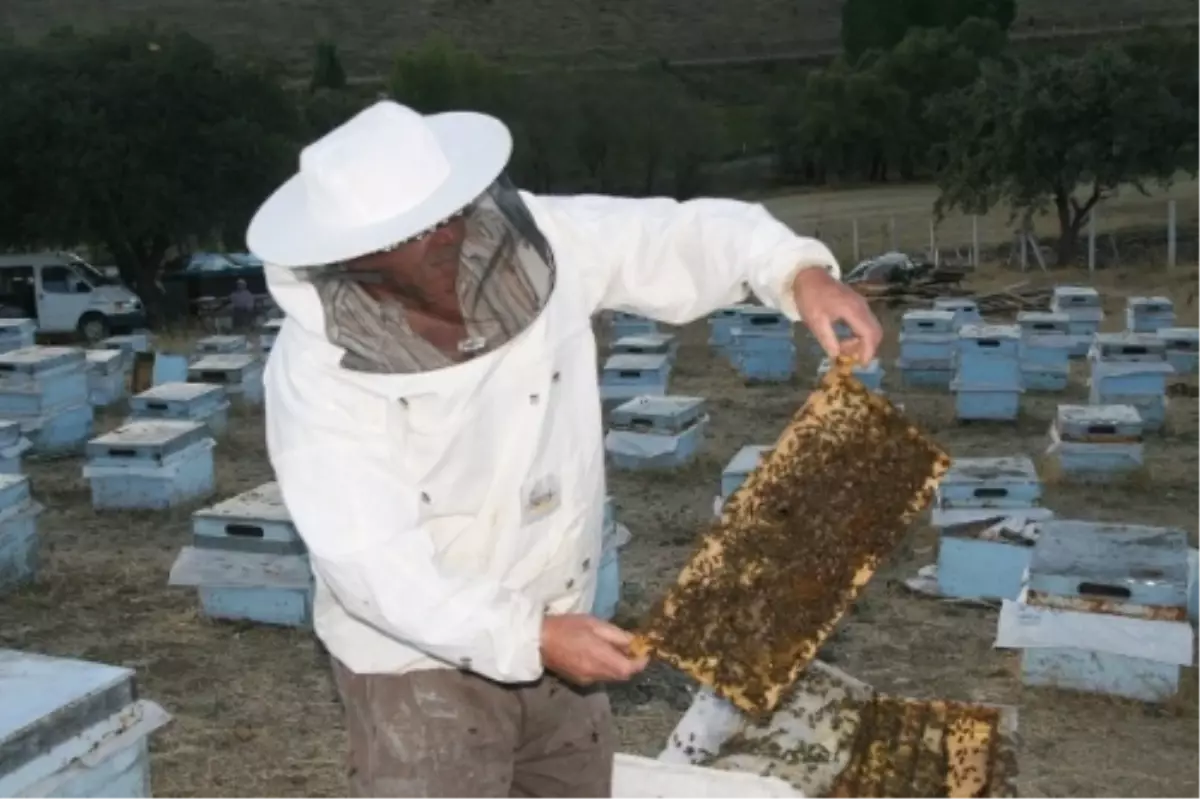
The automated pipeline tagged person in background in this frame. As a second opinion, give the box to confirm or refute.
[229,278,256,331]
[246,100,882,798]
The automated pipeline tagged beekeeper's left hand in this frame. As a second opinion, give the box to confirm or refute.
[792,267,882,365]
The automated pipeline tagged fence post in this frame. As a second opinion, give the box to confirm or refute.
[971,215,980,267]
[852,218,860,265]
[1088,209,1097,274]
[1167,200,1177,270]
[929,218,938,266]
[888,216,896,251]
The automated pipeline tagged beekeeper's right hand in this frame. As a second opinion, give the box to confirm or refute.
[541,614,649,686]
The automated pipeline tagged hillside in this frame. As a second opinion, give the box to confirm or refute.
[0,0,1193,75]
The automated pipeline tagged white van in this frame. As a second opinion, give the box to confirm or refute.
[0,252,146,341]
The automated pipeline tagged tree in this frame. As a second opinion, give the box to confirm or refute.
[932,45,1197,265]
[0,27,300,318]
[390,37,513,118]
[840,0,1015,62]
[310,40,347,92]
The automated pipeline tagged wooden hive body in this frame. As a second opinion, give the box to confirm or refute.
[632,358,950,715]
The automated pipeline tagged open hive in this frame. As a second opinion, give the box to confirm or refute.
[700,661,1018,799]
[631,357,950,716]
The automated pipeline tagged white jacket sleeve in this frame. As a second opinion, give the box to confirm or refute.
[535,193,841,322]
[273,444,544,683]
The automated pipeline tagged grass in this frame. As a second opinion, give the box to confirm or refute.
[0,0,1194,75]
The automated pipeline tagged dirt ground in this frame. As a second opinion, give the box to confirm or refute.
[1,263,1197,797]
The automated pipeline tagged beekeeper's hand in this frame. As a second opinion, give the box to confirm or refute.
[792,267,882,365]
[541,614,649,685]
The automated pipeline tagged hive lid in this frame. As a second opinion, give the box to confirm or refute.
[614,333,675,349]
[1029,521,1189,585]
[724,445,774,477]
[603,353,670,372]
[135,381,225,403]
[1091,360,1174,377]
[0,346,86,375]
[193,482,291,526]
[941,456,1039,485]
[0,650,135,775]
[85,349,124,366]
[1092,331,1165,349]
[958,324,1020,341]
[196,334,248,349]
[86,419,209,460]
[1055,404,1142,427]
[1156,327,1198,342]
[1052,285,1100,300]
[1127,295,1173,309]
[1016,311,1070,325]
[904,309,956,322]
[189,353,260,372]
[631,357,949,715]
[933,296,979,310]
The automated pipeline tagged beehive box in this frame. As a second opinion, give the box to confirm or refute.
[1156,327,1199,375]
[187,354,265,405]
[599,353,671,405]
[194,334,249,356]
[663,660,1018,798]
[937,456,1041,510]
[612,332,678,361]
[1125,296,1175,333]
[0,474,43,595]
[950,384,1022,423]
[1046,405,1144,481]
[605,396,708,470]
[128,382,230,436]
[611,312,659,339]
[16,403,95,456]
[0,319,36,354]
[902,309,956,336]
[729,330,796,383]
[83,420,216,510]
[720,445,774,504]
[1088,332,1166,364]
[954,325,1022,390]
[935,514,1044,602]
[100,332,153,355]
[171,482,314,628]
[0,347,90,416]
[932,297,983,329]
[631,359,949,715]
[0,649,171,797]
[1016,311,1069,337]
[708,305,757,349]
[85,348,128,407]
[1088,361,1173,431]
[0,420,32,474]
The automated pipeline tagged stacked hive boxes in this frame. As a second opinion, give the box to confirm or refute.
[1046,404,1144,482]
[604,396,708,470]
[932,296,982,328]
[0,319,36,354]
[0,473,44,596]
[1157,327,1199,375]
[169,482,315,628]
[598,353,671,407]
[610,312,658,339]
[612,332,678,364]
[707,305,754,351]
[931,456,1048,601]
[727,308,795,382]
[896,309,956,389]
[1087,333,1171,432]
[1050,286,1104,357]
[1125,296,1175,333]
[998,521,1193,703]
[1016,311,1072,392]
[85,349,128,407]
[83,420,216,510]
[0,347,94,454]
[187,354,265,406]
[128,382,230,436]
[952,324,1023,421]
[0,649,171,796]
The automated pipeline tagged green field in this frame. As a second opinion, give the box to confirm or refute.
[1,0,1193,75]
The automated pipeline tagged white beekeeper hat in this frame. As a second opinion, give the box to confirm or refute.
[246,100,512,269]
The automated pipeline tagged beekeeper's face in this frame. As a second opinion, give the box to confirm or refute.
[342,213,469,311]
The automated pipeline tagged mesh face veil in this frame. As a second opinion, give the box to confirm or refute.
[298,174,557,375]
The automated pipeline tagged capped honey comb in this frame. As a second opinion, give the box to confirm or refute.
[630,356,950,716]
[826,696,1015,798]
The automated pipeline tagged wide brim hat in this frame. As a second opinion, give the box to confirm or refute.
[247,100,512,268]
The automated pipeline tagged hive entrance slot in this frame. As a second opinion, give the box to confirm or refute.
[617,370,641,378]
[750,317,777,326]
[972,487,1009,499]
[1032,323,1055,330]
[1124,346,1148,355]
[630,417,654,431]
[1077,582,1131,599]
[225,524,265,538]
[107,448,138,458]
[200,372,226,381]
[1086,424,1117,435]
[976,339,1000,348]
[917,321,935,328]
[146,402,169,411]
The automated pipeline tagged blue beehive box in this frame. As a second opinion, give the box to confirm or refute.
[903,309,956,336]
[1010,521,1193,703]
[1088,332,1166,364]
[0,649,171,797]
[0,346,90,416]
[937,455,1042,510]
[129,382,230,436]
[85,349,128,407]
[707,305,755,349]
[896,354,955,389]
[954,324,1022,385]
[1157,327,1199,375]
[612,332,678,363]
[1050,286,1104,353]
[599,353,671,405]
[605,395,707,470]
[0,319,36,354]
[1088,360,1172,431]
[1017,311,1069,337]
[729,328,795,382]
[0,420,31,475]
[1125,296,1175,334]
[593,498,629,622]
[610,311,658,339]
[932,297,983,328]
[1019,335,1072,393]
[188,353,265,405]
[806,320,856,357]
[1047,404,1144,482]
[194,334,248,356]
[19,405,95,456]
[170,482,315,628]
[0,474,43,595]
[935,512,1050,602]
[152,353,190,385]
[83,420,216,510]
[898,330,956,363]
[101,331,154,355]
[952,382,1022,421]
[720,444,772,503]
[817,357,884,392]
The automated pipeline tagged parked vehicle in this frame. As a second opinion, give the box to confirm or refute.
[0,251,146,341]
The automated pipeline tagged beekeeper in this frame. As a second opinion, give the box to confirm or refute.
[246,100,881,797]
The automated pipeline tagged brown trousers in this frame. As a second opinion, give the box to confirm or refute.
[332,659,615,797]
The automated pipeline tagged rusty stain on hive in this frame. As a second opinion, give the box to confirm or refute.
[630,356,950,716]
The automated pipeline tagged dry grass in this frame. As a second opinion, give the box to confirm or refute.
[0,0,1193,74]
[0,262,1197,796]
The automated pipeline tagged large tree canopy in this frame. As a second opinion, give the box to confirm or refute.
[840,0,1015,62]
